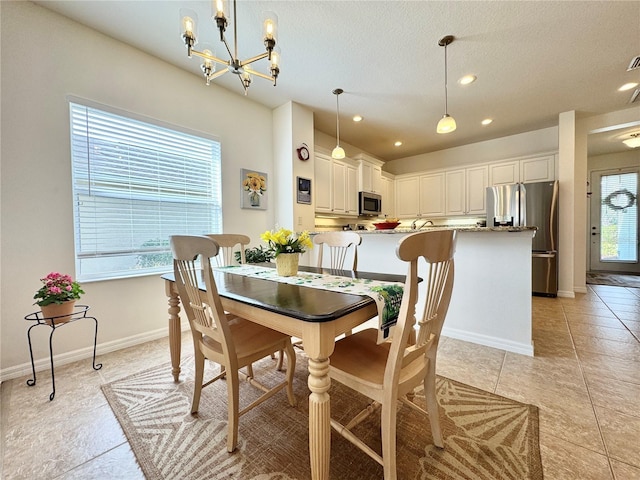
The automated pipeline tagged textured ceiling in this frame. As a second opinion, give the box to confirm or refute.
[35,0,640,161]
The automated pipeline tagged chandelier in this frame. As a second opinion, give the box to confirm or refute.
[180,0,280,95]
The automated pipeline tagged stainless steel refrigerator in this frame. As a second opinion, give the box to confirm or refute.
[486,181,559,296]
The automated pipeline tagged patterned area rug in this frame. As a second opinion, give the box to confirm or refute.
[587,272,640,288]
[102,353,542,480]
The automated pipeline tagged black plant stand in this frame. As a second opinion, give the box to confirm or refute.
[25,305,102,400]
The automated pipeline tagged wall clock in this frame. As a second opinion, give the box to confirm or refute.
[296,143,310,161]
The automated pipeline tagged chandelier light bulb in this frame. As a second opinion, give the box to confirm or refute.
[214,0,225,18]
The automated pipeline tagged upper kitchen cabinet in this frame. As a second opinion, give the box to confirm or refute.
[396,176,420,217]
[315,153,332,212]
[520,154,556,183]
[489,153,556,186]
[353,153,383,194]
[314,152,358,217]
[380,173,395,217]
[396,172,445,218]
[446,165,489,216]
[420,173,446,216]
[466,165,489,214]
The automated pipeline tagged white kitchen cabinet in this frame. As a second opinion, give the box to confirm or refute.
[396,173,445,218]
[380,174,395,217]
[466,165,489,215]
[314,152,358,217]
[419,173,445,217]
[490,154,555,185]
[331,161,347,214]
[314,153,332,213]
[489,161,520,186]
[345,164,359,216]
[521,155,555,183]
[354,153,383,194]
[395,176,420,217]
[445,170,465,216]
[446,166,488,216]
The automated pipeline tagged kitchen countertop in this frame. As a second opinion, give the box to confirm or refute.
[313,226,537,234]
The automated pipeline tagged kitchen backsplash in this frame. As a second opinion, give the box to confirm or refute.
[314,215,485,232]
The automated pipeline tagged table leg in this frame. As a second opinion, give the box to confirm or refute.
[307,356,331,480]
[165,281,182,382]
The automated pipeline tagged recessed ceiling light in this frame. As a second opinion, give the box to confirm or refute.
[394,141,402,147]
[481,118,493,125]
[353,115,363,122]
[458,75,477,85]
[619,82,639,91]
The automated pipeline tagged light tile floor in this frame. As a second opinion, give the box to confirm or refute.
[2,284,639,479]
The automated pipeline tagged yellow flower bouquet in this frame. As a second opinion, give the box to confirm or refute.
[260,228,313,257]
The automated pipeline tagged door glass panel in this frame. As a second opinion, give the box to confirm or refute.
[600,172,638,262]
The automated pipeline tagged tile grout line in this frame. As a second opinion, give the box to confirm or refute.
[566,286,617,479]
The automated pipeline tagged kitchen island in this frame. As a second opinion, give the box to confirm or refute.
[303,226,537,356]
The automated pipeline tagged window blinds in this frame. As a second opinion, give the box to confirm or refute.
[600,172,638,263]
[70,102,222,280]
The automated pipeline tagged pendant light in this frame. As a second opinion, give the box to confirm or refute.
[623,133,640,148]
[436,35,456,134]
[332,88,346,159]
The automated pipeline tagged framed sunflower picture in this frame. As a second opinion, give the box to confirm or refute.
[241,169,268,210]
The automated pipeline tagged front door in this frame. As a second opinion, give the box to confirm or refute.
[589,168,639,273]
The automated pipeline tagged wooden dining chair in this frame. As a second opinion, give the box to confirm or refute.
[205,233,251,266]
[206,233,283,370]
[314,231,362,270]
[170,235,297,453]
[328,229,456,479]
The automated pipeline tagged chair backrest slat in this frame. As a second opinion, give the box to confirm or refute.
[384,230,456,389]
[206,234,251,266]
[314,231,362,270]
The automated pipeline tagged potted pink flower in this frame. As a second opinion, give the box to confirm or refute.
[33,272,84,324]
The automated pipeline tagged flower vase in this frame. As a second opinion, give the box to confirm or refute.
[249,191,260,207]
[276,253,299,277]
[41,300,76,325]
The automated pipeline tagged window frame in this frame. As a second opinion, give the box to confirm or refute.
[68,98,223,282]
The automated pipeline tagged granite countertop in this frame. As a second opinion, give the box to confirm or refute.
[312,226,537,234]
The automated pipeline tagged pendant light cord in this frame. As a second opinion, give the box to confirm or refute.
[336,93,341,144]
[444,42,449,115]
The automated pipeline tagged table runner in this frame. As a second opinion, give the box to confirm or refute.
[215,265,404,342]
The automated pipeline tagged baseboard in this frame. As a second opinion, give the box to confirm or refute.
[558,289,577,297]
[442,327,534,357]
[0,321,190,383]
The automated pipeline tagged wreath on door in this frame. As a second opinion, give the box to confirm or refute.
[603,188,637,211]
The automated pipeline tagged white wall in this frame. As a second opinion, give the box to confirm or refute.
[274,102,316,233]
[314,130,384,163]
[384,127,559,174]
[0,2,276,378]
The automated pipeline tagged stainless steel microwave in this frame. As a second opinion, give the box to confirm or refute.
[359,191,382,216]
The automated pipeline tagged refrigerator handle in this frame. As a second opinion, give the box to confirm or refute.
[532,252,556,258]
[519,183,526,226]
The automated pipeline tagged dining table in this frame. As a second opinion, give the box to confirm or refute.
[162,264,406,480]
